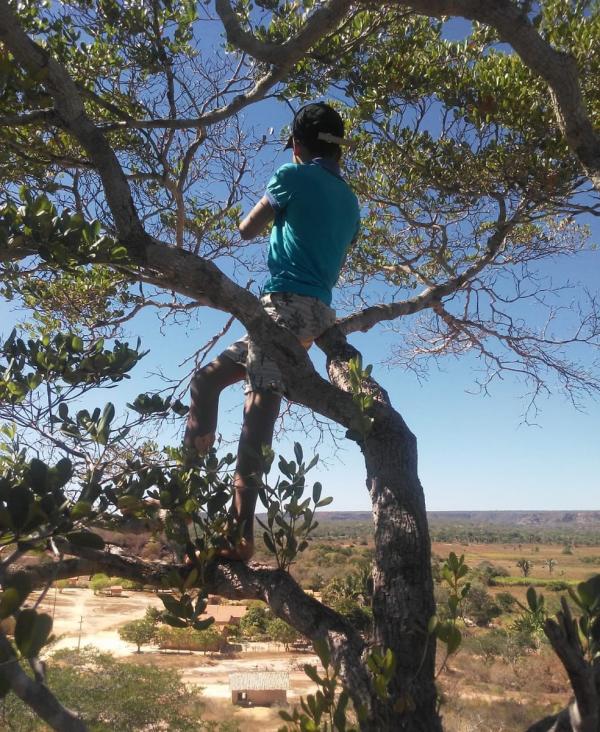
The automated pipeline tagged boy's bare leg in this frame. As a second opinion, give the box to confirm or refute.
[184,355,245,455]
[220,389,281,561]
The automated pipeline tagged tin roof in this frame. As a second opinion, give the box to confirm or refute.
[229,671,289,691]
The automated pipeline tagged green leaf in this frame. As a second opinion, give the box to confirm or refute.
[526,586,538,612]
[183,568,198,590]
[162,613,188,628]
[293,443,303,465]
[263,532,276,554]
[446,625,462,655]
[312,482,322,503]
[316,496,333,508]
[161,595,192,619]
[0,588,21,619]
[70,501,92,520]
[312,638,330,668]
[303,664,323,685]
[51,458,72,489]
[192,616,214,631]
[333,689,349,731]
[306,455,319,472]
[28,459,48,491]
[14,609,53,658]
[71,335,83,352]
[577,576,600,613]
[117,495,142,513]
[8,485,30,529]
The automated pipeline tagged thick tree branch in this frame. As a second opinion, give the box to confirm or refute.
[215,0,352,65]
[0,0,144,243]
[0,631,88,732]
[0,109,58,127]
[8,544,374,712]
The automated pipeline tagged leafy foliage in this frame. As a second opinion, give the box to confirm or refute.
[279,639,358,732]
[258,443,331,570]
[118,618,156,652]
[430,552,471,668]
[0,646,234,731]
[1,191,126,267]
[567,574,600,662]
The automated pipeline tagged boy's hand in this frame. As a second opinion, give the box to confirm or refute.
[239,196,274,240]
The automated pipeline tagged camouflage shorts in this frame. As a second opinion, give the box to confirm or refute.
[221,292,336,394]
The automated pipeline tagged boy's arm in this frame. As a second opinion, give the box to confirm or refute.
[239,196,275,240]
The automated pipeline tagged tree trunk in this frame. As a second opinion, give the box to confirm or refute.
[323,332,441,731]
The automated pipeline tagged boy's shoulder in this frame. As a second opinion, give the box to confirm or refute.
[272,161,354,190]
[273,162,302,178]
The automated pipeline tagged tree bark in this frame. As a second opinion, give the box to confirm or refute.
[322,330,441,731]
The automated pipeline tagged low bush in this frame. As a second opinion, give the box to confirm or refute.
[496,592,517,613]
[1,646,237,731]
[546,580,571,592]
[156,625,224,653]
[89,573,113,594]
[473,562,509,586]
[464,584,501,626]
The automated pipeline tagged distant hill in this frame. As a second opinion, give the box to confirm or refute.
[308,510,600,531]
[427,511,600,529]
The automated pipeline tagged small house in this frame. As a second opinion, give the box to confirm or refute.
[199,604,247,633]
[229,671,289,707]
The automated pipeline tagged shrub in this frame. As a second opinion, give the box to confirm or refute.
[223,623,241,639]
[120,578,144,591]
[1,646,237,731]
[581,556,600,565]
[464,584,501,626]
[547,580,570,592]
[496,592,517,613]
[331,598,373,633]
[474,628,510,664]
[89,573,113,594]
[474,562,509,586]
[156,626,223,653]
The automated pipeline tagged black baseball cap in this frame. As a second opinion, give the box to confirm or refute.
[284,102,345,152]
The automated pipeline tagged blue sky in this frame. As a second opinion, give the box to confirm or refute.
[1,13,598,513]
[5,170,598,513]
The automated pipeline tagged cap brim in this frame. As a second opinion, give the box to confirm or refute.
[284,135,293,150]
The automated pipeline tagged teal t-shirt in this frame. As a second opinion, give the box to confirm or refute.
[263,159,360,306]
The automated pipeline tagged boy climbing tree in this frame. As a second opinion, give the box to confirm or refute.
[183,102,360,560]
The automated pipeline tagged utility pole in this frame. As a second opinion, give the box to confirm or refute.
[77,615,83,652]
